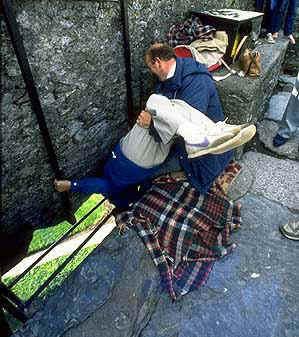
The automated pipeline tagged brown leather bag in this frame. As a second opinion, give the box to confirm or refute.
[239,48,261,77]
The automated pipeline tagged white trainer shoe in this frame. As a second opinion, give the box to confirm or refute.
[187,125,256,158]
[185,131,235,158]
[215,119,250,136]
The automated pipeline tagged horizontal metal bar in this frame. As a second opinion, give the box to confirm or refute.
[1,295,28,323]
[0,282,25,310]
[8,198,107,289]
[24,209,114,307]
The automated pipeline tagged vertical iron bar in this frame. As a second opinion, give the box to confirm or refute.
[0,301,13,337]
[119,0,134,127]
[2,0,74,221]
[25,210,114,307]
[7,198,106,289]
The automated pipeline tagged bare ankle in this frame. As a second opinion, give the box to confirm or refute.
[54,179,71,192]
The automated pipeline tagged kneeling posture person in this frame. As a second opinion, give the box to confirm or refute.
[55,94,255,206]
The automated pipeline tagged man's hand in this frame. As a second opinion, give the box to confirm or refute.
[137,110,152,128]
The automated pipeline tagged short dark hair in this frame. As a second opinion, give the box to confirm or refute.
[145,43,176,63]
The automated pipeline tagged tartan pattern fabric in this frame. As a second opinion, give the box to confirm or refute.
[116,161,242,299]
[167,16,216,48]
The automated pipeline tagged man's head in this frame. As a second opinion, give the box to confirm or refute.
[145,43,176,81]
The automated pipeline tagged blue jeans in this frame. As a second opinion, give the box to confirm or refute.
[272,0,297,35]
[256,0,277,32]
[277,72,299,139]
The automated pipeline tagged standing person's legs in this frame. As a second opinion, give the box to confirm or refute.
[265,0,279,41]
[273,0,288,34]
[266,0,276,27]
[273,72,299,146]
[283,0,296,42]
[256,0,265,11]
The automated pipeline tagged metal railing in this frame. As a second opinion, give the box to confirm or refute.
[1,198,115,325]
[1,0,132,333]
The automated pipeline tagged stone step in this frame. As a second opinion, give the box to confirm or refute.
[236,151,299,211]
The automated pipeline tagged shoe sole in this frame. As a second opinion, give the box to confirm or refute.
[279,225,299,241]
[221,122,250,136]
[188,125,256,158]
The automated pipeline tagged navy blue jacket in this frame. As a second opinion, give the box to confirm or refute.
[154,57,233,194]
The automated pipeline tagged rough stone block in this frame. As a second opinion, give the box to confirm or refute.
[240,150,299,210]
[216,39,289,124]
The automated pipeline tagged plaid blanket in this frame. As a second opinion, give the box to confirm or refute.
[115,161,242,300]
[167,16,216,48]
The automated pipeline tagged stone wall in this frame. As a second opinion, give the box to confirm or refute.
[1,0,255,232]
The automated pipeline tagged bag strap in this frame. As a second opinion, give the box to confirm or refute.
[246,51,261,76]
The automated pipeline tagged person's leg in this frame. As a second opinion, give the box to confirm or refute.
[150,146,182,178]
[283,0,296,42]
[273,0,288,34]
[147,94,255,158]
[147,94,242,143]
[256,0,265,11]
[54,176,115,194]
[273,72,299,146]
[266,0,279,37]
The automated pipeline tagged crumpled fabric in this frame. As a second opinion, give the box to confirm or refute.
[167,16,216,48]
[115,160,242,299]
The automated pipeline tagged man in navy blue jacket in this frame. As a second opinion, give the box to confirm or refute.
[55,44,248,208]
[140,43,233,194]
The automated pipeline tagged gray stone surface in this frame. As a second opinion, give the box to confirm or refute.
[258,119,299,160]
[240,151,299,211]
[216,39,288,125]
[226,163,254,201]
[279,74,297,87]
